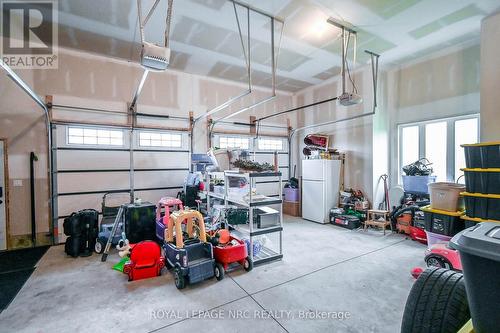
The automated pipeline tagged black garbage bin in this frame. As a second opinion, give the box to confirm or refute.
[450,222,500,333]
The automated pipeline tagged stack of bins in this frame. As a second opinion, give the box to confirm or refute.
[423,182,466,247]
[461,142,500,226]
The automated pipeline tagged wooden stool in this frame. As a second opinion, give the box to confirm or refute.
[364,209,392,234]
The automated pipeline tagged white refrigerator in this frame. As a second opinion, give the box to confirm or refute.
[302,159,341,224]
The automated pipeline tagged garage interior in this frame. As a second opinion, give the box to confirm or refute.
[1,0,499,332]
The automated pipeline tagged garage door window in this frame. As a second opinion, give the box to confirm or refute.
[139,132,182,148]
[67,126,123,146]
[219,136,249,149]
[258,138,284,151]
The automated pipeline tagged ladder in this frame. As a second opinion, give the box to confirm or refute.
[101,205,124,262]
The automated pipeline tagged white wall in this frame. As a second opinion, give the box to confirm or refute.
[387,43,481,191]
[480,10,500,141]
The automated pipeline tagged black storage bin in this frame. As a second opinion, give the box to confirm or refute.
[450,223,500,333]
[421,206,464,236]
[123,202,156,244]
[462,168,500,194]
[462,142,500,169]
[463,192,500,221]
[331,215,361,230]
[461,215,500,229]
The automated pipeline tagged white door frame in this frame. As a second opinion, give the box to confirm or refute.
[0,139,9,250]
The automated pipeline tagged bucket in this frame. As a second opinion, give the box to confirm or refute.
[428,182,465,212]
[450,223,500,332]
[425,230,452,249]
[283,188,299,202]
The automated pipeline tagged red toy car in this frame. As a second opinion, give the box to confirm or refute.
[156,197,183,241]
[123,241,165,281]
[424,242,462,271]
[211,230,253,280]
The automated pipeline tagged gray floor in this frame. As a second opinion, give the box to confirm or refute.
[0,217,426,333]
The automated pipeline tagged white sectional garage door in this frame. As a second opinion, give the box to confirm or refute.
[53,124,189,243]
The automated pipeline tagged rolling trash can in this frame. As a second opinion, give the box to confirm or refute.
[450,222,500,333]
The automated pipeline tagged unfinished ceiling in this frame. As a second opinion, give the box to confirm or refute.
[26,0,500,91]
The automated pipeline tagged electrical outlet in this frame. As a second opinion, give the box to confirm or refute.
[13,179,23,186]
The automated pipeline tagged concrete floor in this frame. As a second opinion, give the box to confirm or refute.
[0,217,426,333]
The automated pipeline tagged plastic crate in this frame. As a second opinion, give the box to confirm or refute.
[461,215,500,228]
[402,175,437,194]
[462,192,500,220]
[462,168,500,194]
[462,142,500,169]
[421,205,465,236]
[428,182,465,212]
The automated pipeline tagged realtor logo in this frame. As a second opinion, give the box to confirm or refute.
[1,0,58,69]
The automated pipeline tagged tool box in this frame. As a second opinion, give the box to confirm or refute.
[331,214,361,230]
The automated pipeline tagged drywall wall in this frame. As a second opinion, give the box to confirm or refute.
[294,65,376,204]
[480,11,500,141]
[0,45,294,248]
[387,42,481,189]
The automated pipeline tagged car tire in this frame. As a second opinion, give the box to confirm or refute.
[174,268,186,289]
[243,256,253,272]
[401,267,470,333]
[214,263,225,281]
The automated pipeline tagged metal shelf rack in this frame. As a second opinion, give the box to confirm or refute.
[205,170,283,265]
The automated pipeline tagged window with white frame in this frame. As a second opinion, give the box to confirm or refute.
[138,131,182,148]
[218,136,249,149]
[258,138,284,151]
[67,126,123,146]
[399,115,479,182]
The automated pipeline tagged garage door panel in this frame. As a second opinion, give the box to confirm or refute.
[134,151,189,169]
[253,153,288,166]
[57,150,129,170]
[135,188,181,204]
[58,172,129,193]
[134,170,187,188]
[57,193,107,217]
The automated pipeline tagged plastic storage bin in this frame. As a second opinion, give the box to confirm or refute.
[450,223,500,333]
[462,192,500,220]
[462,168,500,194]
[283,188,299,202]
[425,230,452,249]
[428,182,465,212]
[461,215,500,229]
[462,141,500,168]
[421,206,465,236]
[402,175,437,194]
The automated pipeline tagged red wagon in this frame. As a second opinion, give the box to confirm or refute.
[211,230,253,280]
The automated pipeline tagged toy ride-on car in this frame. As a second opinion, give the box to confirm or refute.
[209,229,252,281]
[163,209,215,289]
[123,240,165,281]
[424,242,462,271]
[156,197,183,242]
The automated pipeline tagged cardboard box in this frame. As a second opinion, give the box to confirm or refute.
[283,201,300,217]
